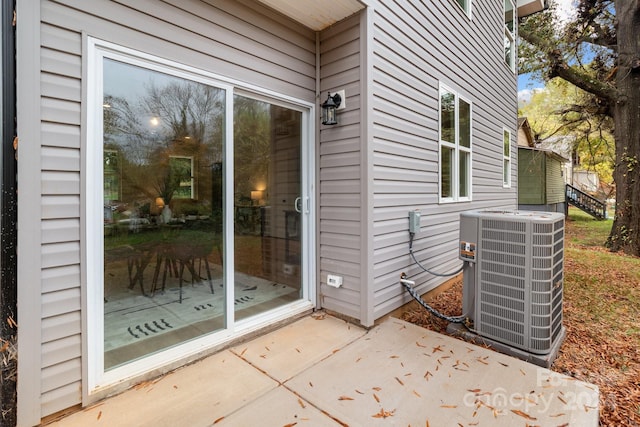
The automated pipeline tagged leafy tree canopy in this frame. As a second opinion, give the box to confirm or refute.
[518,0,640,255]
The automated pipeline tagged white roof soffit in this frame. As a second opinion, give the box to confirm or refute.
[517,0,546,18]
[256,0,366,31]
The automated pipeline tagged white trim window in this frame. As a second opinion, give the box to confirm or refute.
[454,0,472,16]
[439,84,472,202]
[503,128,511,187]
[504,0,516,71]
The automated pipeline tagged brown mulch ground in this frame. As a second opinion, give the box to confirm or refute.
[401,228,640,426]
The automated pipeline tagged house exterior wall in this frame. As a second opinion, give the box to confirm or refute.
[318,14,364,321]
[17,0,317,422]
[16,0,520,422]
[368,0,518,319]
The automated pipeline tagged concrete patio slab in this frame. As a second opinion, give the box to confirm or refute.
[287,318,599,426]
[47,350,278,427]
[230,313,366,383]
[47,314,599,427]
[214,385,342,426]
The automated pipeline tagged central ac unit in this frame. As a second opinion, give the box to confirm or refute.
[457,210,565,362]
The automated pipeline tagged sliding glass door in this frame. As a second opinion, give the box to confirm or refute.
[233,96,303,321]
[93,44,312,375]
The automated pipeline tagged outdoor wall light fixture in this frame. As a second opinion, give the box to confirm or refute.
[321,92,342,125]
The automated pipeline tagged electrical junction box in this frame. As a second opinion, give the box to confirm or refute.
[327,274,343,288]
[408,210,421,234]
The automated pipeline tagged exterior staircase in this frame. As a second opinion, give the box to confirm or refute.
[565,183,607,220]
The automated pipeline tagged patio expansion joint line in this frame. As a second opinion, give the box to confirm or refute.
[224,349,352,426]
[281,384,350,427]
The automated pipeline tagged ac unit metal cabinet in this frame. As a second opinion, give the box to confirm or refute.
[459,210,565,355]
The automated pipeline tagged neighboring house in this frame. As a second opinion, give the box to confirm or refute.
[12,0,544,424]
[517,117,568,213]
[573,169,600,193]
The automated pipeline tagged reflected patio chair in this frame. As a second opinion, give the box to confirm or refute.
[150,230,215,303]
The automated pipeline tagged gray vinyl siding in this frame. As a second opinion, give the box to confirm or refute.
[23,0,316,420]
[369,0,518,318]
[318,14,363,320]
[546,158,565,204]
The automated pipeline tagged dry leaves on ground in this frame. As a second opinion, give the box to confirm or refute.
[402,219,640,427]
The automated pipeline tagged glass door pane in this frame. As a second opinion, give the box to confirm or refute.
[102,59,225,369]
[233,95,303,321]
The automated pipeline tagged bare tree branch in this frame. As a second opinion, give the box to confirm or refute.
[519,26,618,103]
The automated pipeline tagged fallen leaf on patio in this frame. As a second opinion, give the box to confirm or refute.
[511,409,536,420]
[558,396,567,405]
[413,390,421,397]
[355,389,364,394]
[332,349,340,354]
[173,385,178,389]
[371,408,395,418]
[549,413,565,418]
[355,357,362,363]
[440,405,457,408]
[265,346,270,351]
[390,355,399,358]
[424,371,432,380]
[372,386,382,391]
[373,393,380,403]
[213,416,224,424]
[239,348,247,356]
[338,396,354,401]
[295,347,301,353]
[395,376,404,385]
[556,424,569,427]
[97,411,102,420]
[283,423,297,427]
[468,389,481,393]
[433,345,443,353]
[416,341,426,348]
[297,398,306,408]
[519,369,526,376]
[309,381,313,387]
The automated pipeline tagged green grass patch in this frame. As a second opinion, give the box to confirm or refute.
[566,206,613,247]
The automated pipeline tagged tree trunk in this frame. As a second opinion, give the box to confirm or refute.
[608,1,640,255]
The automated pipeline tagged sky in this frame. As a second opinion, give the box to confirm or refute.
[518,0,577,103]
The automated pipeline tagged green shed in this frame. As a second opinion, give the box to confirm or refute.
[518,146,568,213]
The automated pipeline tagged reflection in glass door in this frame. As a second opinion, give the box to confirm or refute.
[98,52,309,373]
[101,59,227,369]
[233,96,303,321]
